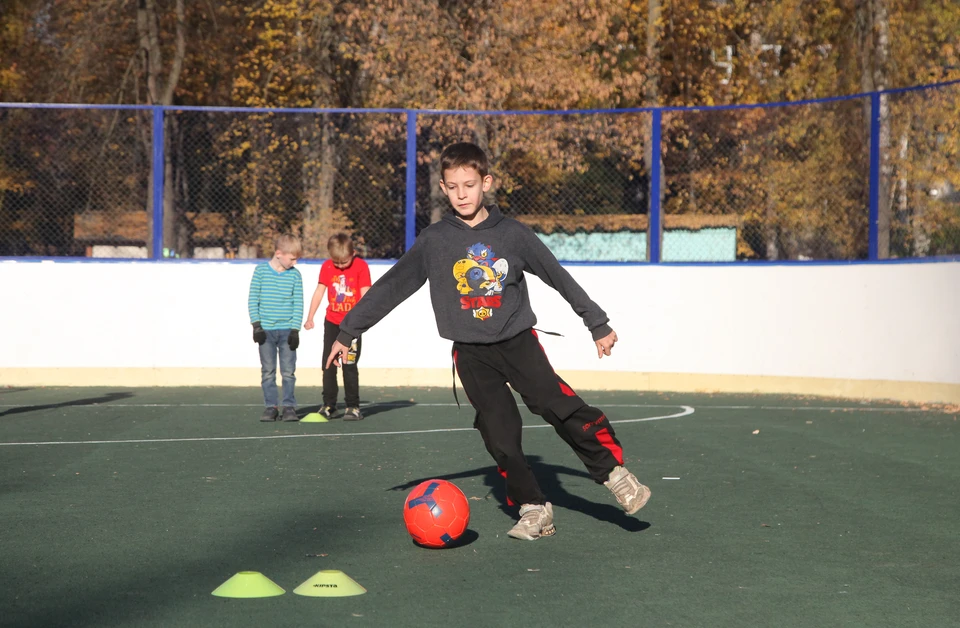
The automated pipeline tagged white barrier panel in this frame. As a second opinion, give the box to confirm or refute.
[1,259,957,400]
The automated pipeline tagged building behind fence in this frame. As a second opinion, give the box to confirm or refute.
[1,81,958,263]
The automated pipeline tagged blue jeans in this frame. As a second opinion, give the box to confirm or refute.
[258,328,297,408]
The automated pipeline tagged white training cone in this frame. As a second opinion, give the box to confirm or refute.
[293,570,366,597]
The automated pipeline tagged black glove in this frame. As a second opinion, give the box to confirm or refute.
[252,322,266,345]
[287,329,300,350]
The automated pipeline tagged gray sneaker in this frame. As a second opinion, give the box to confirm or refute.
[604,466,651,515]
[507,502,556,540]
[319,406,336,419]
[343,407,363,421]
[281,406,299,422]
[259,407,279,422]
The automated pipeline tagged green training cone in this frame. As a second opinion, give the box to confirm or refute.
[212,571,285,598]
[293,570,367,597]
[300,412,329,423]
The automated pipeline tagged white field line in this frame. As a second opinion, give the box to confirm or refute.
[0,405,695,447]
[0,401,926,412]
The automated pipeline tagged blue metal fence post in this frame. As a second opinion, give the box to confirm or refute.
[868,92,881,261]
[151,106,165,259]
[648,109,663,263]
[404,111,418,252]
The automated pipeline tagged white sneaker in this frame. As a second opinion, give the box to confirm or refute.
[604,466,651,514]
[507,502,557,540]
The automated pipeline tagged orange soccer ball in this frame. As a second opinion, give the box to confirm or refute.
[402,479,471,548]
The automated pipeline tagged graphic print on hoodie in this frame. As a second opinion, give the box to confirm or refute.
[453,242,509,320]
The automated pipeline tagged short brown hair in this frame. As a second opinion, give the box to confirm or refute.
[327,232,355,261]
[439,142,489,180]
[275,234,302,257]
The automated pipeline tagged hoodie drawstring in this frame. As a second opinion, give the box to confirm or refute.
[532,327,563,337]
[451,345,460,408]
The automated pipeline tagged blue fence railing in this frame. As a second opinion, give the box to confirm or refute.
[1,80,959,263]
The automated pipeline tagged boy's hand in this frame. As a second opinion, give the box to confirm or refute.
[596,330,618,359]
[252,322,266,345]
[304,319,315,330]
[326,340,349,369]
[288,330,300,350]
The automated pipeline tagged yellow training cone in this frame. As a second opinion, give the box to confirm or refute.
[293,570,366,597]
[299,413,329,423]
[212,571,285,598]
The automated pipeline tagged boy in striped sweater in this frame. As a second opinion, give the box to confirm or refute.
[248,234,304,422]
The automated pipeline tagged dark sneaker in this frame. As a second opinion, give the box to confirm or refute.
[507,502,556,540]
[281,406,299,422]
[260,407,279,422]
[319,406,336,420]
[604,466,651,515]
[343,407,363,421]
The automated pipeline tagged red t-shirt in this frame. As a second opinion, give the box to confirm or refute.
[318,257,372,325]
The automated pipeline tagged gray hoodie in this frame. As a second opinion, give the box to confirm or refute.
[337,205,612,346]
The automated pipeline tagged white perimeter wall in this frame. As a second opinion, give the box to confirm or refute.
[1,260,957,396]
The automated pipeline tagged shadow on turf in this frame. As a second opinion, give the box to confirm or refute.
[0,391,134,418]
[410,529,480,550]
[389,455,650,533]
[297,399,416,420]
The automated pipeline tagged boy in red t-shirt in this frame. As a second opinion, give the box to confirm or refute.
[305,233,372,420]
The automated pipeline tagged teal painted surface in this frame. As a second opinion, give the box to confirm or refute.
[536,232,646,262]
[536,227,736,262]
[663,228,737,262]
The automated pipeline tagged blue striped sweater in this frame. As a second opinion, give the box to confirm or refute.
[248,263,304,330]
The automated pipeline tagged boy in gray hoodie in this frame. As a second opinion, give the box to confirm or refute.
[326,142,650,540]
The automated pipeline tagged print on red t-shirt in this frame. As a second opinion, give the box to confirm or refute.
[318,257,372,325]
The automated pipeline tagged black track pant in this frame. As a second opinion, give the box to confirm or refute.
[322,319,361,408]
[453,329,625,506]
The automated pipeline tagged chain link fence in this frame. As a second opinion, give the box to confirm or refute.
[0,106,150,257]
[168,110,407,260]
[664,97,869,261]
[886,83,960,258]
[1,81,958,262]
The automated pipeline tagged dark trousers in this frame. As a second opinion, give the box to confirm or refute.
[453,329,625,506]
[322,319,362,408]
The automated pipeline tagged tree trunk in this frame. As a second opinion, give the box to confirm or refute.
[301,114,352,257]
[429,158,445,224]
[644,0,664,259]
[764,177,780,260]
[858,0,892,258]
[874,0,892,259]
[137,0,185,256]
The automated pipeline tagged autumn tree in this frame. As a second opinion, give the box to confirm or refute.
[884,1,960,256]
[223,0,400,257]
[0,0,32,254]
[2,0,957,259]
[364,0,653,230]
[0,0,150,255]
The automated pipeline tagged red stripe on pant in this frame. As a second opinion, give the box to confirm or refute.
[530,330,577,397]
[497,467,516,506]
[594,427,624,465]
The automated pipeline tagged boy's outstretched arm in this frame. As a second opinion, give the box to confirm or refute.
[519,228,613,342]
[596,329,619,359]
[327,240,428,369]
